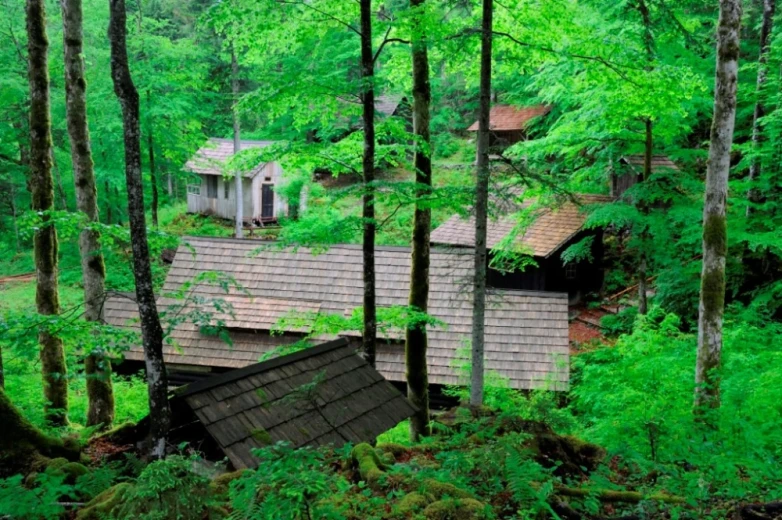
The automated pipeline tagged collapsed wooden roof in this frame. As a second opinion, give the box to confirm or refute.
[185,138,276,178]
[430,194,612,258]
[173,338,415,468]
[104,238,570,390]
[467,105,551,132]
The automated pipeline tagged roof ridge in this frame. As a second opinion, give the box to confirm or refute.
[179,237,476,255]
[174,338,351,397]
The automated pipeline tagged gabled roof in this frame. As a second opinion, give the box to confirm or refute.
[430,194,612,258]
[175,338,416,468]
[619,155,679,175]
[185,138,275,178]
[375,95,405,117]
[467,105,551,132]
[105,238,570,390]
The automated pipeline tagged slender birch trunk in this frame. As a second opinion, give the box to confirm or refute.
[146,96,158,229]
[62,0,114,428]
[232,49,243,238]
[470,0,492,407]
[406,0,432,440]
[27,0,69,427]
[360,0,377,368]
[746,0,775,214]
[108,0,170,456]
[695,0,742,416]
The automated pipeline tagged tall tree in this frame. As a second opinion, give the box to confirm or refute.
[61,0,114,427]
[694,0,742,415]
[26,0,69,426]
[108,0,170,456]
[232,48,243,239]
[406,0,432,440]
[470,0,492,407]
[746,0,775,213]
[360,0,377,368]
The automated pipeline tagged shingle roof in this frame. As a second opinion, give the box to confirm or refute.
[375,95,403,117]
[185,138,275,178]
[430,194,612,258]
[105,238,570,390]
[467,105,551,132]
[620,155,679,174]
[175,338,416,468]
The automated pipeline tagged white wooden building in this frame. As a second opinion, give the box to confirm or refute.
[186,138,288,224]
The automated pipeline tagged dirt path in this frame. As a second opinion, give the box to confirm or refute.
[0,272,35,284]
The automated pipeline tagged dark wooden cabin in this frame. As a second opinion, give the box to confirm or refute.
[611,155,679,198]
[431,194,611,304]
[467,105,551,157]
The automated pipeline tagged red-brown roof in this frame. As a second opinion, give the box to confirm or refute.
[430,194,612,258]
[467,105,551,132]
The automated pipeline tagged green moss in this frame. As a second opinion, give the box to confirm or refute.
[251,428,273,446]
[76,482,132,520]
[392,492,430,517]
[423,498,486,519]
[209,469,248,497]
[422,479,474,500]
[351,443,385,486]
[377,443,410,459]
[46,457,69,470]
[48,461,89,484]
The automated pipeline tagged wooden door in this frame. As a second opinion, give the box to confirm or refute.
[261,184,274,218]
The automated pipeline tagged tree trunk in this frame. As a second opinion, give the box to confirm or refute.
[695,0,741,416]
[406,0,432,441]
[51,149,68,210]
[9,183,20,253]
[360,0,377,368]
[108,0,170,457]
[146,93,158,229]
[0,388,81,477]
[26,0,69,427]
[638,118,653,315]
[62,0,114,429]
[470,0,492,407]
[167,173,172,198]
[0,346,4,389]
[746,0,775,215]
[232,49,243,239]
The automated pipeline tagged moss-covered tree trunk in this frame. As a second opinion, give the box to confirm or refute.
[360,0,377,368]
[406,0,432,441]
[746,0,775,214]
[695,0,741,415]
[0,389,80,476]
[108,0,170,457]
[470,0,492,407]
[62,0,115,429]
[27,0,69,427]
[232,49,243,239]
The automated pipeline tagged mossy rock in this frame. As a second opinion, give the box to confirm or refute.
[392,492,430,518]
[529,432,605,477]
[422,479,474,500]
[351,443,385,486]
[76,482,132,520]
[410,455,440,470]
[48,461,90,484]
[210,469,248,497]
[423,498,487,520]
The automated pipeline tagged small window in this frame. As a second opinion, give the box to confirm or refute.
[565,263,578,280]
[206,176,218,199]
[224,179,230,199]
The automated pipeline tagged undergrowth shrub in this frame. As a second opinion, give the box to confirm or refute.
[572,306,782,505]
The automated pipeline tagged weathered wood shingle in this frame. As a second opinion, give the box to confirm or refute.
[175,338,416,469]
[105,239,570,390]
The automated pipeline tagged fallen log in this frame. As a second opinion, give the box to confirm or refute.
[555,485,686,505]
